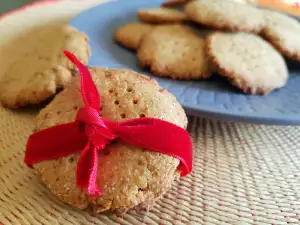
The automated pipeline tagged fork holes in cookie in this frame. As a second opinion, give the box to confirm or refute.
[57,111,61,115]
[68,157,74,163]
[103,149,111,156]
[109,89,114,93]
[114,100,119,105]
[105,71,111,78]
[52,68,58,73]
[138,159,145,166]
[140,114,146,118]
[133,99,138,104]
[127,88,133,93]
[121,113,126,119]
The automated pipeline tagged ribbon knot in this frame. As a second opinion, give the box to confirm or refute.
[24,51,193,197]
[76,106,116,142]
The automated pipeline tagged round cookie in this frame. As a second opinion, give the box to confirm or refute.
[34,67,188,213]
[206,32,288,95]
[261,10,300,62]
[114,23,154,50]
[137,8,187,24]
[162,0,191,7]
[184,0,264,33]
[229,0,256,4]
[0,25,90,108]
[138,24,211,80]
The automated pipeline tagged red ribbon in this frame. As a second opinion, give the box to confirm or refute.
[24,51,193,197]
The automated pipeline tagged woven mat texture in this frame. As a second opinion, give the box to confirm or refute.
[1,1,300,224]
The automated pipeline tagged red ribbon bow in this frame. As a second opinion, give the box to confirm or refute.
[24,51,193,197]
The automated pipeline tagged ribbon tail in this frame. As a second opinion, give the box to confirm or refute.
[114,118,193,176]
[25,122,88,166]
[64,51,100,111]
[76,142,102,197]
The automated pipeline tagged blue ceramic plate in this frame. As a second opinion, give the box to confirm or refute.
[70,0,300,125]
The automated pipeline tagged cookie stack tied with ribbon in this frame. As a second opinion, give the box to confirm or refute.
[24,51,193,213]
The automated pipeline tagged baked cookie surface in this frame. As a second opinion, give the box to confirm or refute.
[261,10,300,61]
[114,23,154,50]
[34,67,187,213]
[162,0,191,7]
[184,0,263,33]
[0,25,90,108]
[138,8,187,24]
[206,32,288,95]
[138,24,210,80]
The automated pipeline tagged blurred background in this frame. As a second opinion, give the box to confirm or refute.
[1,0,300,18]
[0,0,36,14]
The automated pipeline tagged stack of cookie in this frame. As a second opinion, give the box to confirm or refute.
[0,24,192,213]
[114,0,299,95]
[161,0,256,7]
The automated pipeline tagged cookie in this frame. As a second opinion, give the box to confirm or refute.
[137,8,187,24]
[162,0,191,7]
[261,10,300,61]
[33,67,187,213]
[206,32,288,95]
[184,0,264,33]
[229,0,256,4]
[114,23,153,50]
[0,25,90,108]
[138,24,210,80]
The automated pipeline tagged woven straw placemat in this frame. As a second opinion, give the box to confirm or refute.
[1,1,300,224]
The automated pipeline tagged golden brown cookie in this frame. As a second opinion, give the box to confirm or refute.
[0,25,90,108]
[229,0,256,4]
[162,0,191,7]
[34,68,187,213]
[137,8,187,24]
[138,24,210,80]
[261,10,300,62]
[184,0,264,33]
[206,32,288,95]
[114,23,154,50]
